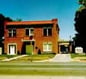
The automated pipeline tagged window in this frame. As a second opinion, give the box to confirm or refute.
[26,29,29,36]
[43,28,52,36]
[26,28,34,36]
[43,42,52,52]
[8,29,16,37]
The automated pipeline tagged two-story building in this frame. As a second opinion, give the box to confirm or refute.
[4,19,59,55]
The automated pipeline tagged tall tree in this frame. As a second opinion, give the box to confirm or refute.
[0,14,5,43]
[79,0,86,6]
[74,0,86,52]
[0,14,12,47]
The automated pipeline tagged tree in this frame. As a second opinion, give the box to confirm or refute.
[74,0,86,52]
[15,18,22,21]
[0,14,12,47]
[79,0,86,6]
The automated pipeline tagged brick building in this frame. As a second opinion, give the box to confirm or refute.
[4,19,59,55]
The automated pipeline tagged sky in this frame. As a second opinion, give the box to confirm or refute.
[0,0,79,40]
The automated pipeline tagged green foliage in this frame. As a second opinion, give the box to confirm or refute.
[79,0,86,5]
[78,0,86,11]
[0,14,12,45]
[15,18,22,21]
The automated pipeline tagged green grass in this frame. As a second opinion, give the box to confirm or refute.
[0,62,86,76]
[0,53,55,62]
[0,69,86,76]
[0,55,17,61]
[1,54,86,76]
[9,54,55,62]
[71,53,86,58]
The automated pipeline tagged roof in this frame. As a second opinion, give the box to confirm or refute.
[6,19,58,25]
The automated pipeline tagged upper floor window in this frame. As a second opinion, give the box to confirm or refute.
[26,28,34,36]
[8,29,16,37]
[43,28,52,36]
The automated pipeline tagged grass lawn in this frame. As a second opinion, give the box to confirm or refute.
[71,53,86,58]
[0,53,86,76]
[71,53,86,61]
[7,53,55,62]
[0,62,86,76]
[0,55,17,61]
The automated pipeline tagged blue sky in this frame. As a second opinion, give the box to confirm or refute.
[0,0,79,40]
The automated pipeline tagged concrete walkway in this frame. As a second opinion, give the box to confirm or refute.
[0,76,85,79]
[2,55,27,61]
[49,54,72,62]
[35,54,72,62]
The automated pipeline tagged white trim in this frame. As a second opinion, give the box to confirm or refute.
[25,28,34,36]
[43,27,52,36]
[21,39,35,42]
[43,42,52,52]
[7,43,17,55]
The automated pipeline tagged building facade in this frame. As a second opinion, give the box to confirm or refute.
[58,40,72,54]
[4,19,59,55]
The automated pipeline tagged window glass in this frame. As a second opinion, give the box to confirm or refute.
[48,28,52,36]
[26,29,29,36]
[29,28,34,36]
[8,29,16,37]
[43,42,52,52]
[43,28,47,36]
[43,28,52,36]
[26,28,34,36]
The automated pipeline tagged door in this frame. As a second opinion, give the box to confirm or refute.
[9,45,16,55]
[26,45,33,55]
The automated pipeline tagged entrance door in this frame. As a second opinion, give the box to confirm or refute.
[9,45,16,55]
[26,45,33,55]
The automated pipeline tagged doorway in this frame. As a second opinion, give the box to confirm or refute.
[26,45,33,55]
[9,45,16,55]
[22,41,34,55]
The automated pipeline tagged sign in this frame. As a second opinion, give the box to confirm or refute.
[0,47,2,55]
[75,47,83,53]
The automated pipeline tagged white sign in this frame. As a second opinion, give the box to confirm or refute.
[0,47,2,55]
[75,47,83,53]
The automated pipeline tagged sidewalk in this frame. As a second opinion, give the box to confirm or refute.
[0,76,85,79]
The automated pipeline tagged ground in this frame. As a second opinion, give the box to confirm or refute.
[0,62,86,76]
[0,53,86,79]
[0,75,85,79]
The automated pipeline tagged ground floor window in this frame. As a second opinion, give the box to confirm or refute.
[43,42,52,52]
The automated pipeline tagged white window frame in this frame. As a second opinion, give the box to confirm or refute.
[7,43,17,55]
[43,27,52,36]
[26,28,34,36]
[29,28,34,36]
[8,29,16,37]
[43,42,52,52]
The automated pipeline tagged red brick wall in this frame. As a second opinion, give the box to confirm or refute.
[4,19,59,54]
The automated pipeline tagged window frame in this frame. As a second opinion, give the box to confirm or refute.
[26,28,34,36]
[8,29,16,37]
[43,42,52,52]
[43,27,52,36]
